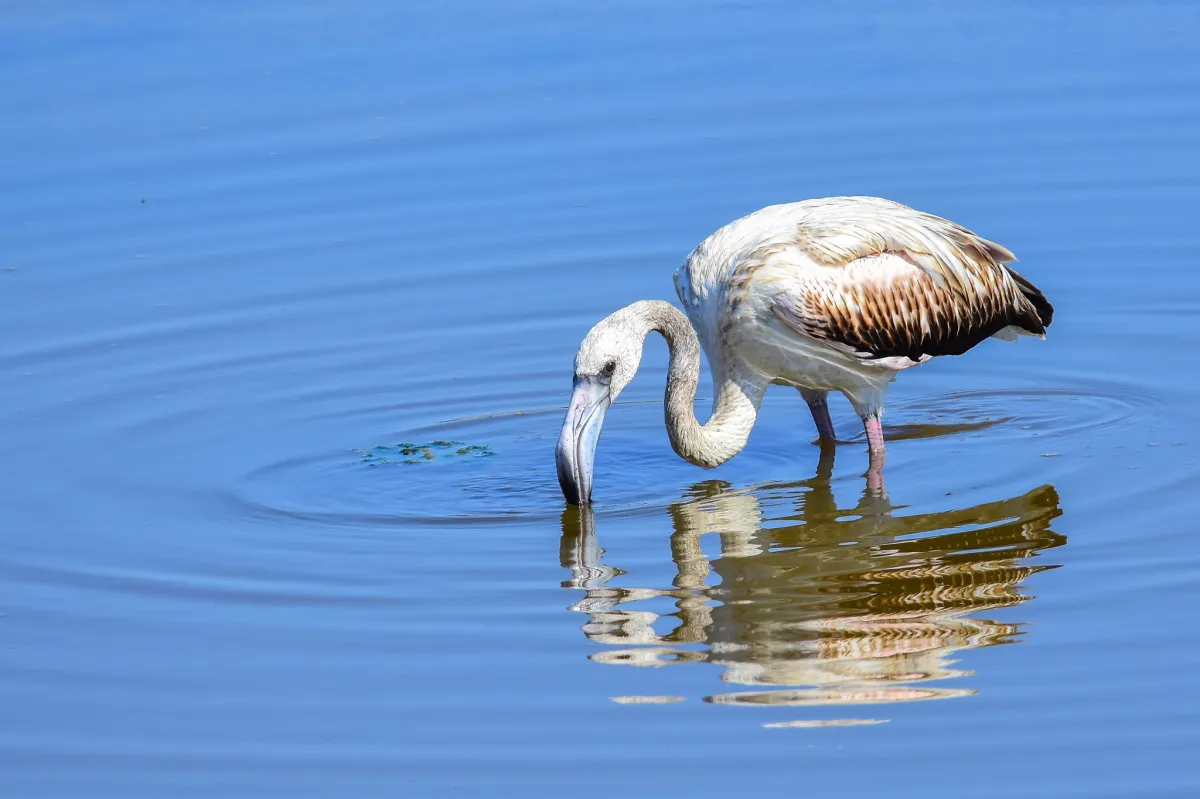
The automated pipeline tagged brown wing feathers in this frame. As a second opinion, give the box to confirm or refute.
[771,201,1053,363]
[805,262,1049,362]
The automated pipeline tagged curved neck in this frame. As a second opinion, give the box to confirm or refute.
[632,300,764,468]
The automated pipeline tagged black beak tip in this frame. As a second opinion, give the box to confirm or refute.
[559,481,582,506]
[555,452,584,505]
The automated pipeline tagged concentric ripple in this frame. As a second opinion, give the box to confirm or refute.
[225,377,1168,529]
[890,382,1165,440]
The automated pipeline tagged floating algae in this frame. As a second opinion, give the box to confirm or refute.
[352,440,493,466]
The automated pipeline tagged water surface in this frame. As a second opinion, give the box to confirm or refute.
[3,2,1200,796]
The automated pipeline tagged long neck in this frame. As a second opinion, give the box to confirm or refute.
[634,300,764,468]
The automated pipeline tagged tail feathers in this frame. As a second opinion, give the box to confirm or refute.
[1005,266,1054,330]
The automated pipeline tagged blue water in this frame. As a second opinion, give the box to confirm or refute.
[3,2,1200,796]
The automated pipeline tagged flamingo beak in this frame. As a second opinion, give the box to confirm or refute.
[555,374,612,505]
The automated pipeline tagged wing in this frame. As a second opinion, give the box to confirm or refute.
[764,197,1053,363]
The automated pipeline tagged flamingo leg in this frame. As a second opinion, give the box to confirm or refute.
[799,388,837,447]
[863,414,886,455]
[863,413,886,493]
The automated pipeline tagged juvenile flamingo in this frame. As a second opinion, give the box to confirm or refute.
[555,196,1054,504]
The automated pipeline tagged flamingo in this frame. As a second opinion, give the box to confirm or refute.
[555,196,1054,504]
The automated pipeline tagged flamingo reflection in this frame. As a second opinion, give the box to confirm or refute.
[560,451,1064,707]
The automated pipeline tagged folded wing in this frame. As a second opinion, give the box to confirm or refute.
[767,197,1053,364]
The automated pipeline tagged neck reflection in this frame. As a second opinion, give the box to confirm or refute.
[559,450,1065,707]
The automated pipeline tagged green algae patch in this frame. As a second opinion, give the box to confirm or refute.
[352,440,494,465]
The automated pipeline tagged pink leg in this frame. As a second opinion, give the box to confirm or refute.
[863,413,886,493]
[864,415,886,455]
[800,389,837,447]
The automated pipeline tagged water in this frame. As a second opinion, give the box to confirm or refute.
[3,2,1200,796]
